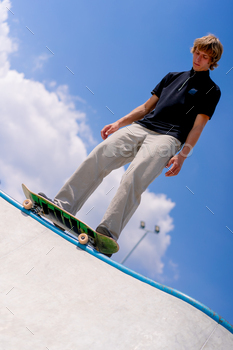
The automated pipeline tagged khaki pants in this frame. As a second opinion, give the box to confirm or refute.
[54,123,181,240]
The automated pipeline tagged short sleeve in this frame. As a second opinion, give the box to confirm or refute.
[197,85,221,120]
[151,73,172,98]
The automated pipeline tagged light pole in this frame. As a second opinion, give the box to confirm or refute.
[120,221,160,265]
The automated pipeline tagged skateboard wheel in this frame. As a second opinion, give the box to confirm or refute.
[78,233,88,245]
[23,199,33,210]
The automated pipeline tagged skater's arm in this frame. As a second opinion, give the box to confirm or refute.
[165,113,210,177]
[101,94,159,140]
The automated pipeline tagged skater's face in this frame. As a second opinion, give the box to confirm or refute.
[192,49,211,71]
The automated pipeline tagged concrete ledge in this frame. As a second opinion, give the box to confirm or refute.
[0,190,233,349]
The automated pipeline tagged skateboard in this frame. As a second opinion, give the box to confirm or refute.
[22,184,119,255]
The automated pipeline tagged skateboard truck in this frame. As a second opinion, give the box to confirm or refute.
[23,199,43,215]
[23,199,93,247]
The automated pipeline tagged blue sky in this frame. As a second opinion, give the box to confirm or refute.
[1,0,233,326]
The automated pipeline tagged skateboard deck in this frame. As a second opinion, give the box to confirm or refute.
[22,184,119,255]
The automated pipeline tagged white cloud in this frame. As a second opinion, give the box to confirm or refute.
[168,260,179,281]
[0,0,179,281]
[0,67,90,198]
[32,53,51,72]
[56,84,86,105]
[0,0,17,76]
[113,191,177,279]
[48,80,57,88]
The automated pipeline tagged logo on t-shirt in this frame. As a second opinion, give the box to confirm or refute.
[188,88,198,95]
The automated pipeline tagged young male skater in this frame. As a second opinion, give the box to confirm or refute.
[40,34,223,248]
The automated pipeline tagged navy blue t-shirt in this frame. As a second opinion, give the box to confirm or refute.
[136,68,221,144]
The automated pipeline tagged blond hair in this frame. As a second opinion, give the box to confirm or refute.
[191,34,223,70]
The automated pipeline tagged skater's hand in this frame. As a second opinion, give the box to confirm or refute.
[101,122,119,140]
[165,154,185,177]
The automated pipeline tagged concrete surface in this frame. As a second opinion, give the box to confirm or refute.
[0,193,233,350]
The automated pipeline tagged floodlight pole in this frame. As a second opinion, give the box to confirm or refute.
[120,222,160,265]
[120,231,149,265]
